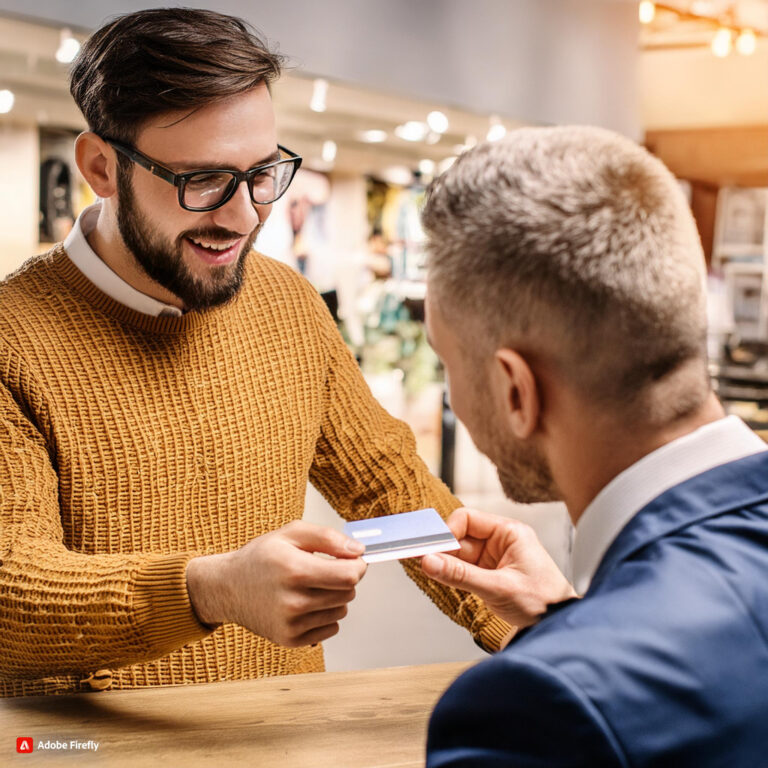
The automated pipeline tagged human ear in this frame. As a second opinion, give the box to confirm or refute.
[494,348,540,439]
[74,132,118,199]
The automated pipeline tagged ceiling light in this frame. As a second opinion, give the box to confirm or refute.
[359,129,387,143]
[711,27,733,57]
[0,89,15,114]
[638,1,656,25]
[55,29,80,64]
[321,140,337,163]
[395,121,429,142]
[425,131,441,145]
[310,79,328,113]
[418,159,436,176]
[426,110,449,134]
[736,29,757,56]
[486,116,506,142]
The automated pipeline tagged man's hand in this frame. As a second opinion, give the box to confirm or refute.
[421,508,576,633]
[186,521,367,647]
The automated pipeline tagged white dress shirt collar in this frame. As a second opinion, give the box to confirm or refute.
[63,202,182,317]
[572,415,767,596]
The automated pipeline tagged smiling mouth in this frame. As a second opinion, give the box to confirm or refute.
[184,236,242,265]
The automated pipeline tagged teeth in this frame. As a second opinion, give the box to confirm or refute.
[189,237,238,251]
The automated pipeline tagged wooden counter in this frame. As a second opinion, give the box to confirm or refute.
[1,662,472,767]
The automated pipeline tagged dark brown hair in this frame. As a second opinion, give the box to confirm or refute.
[69,7,285,143]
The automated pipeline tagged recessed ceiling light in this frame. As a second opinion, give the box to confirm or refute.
[736,29,756,56]
[711,27,733,57]
[395,121,429,142]
[55,29,80,63]
[0,89,15,114]
[486,116,506,142]
[359,129,387,143]
[427,110,449,134]
[310,79,328,113]
[418,158,436,176]
[322,140,337,163]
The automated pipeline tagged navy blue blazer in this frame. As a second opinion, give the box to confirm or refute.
[427,452,768,767]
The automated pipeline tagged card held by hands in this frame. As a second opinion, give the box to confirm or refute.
[344,508,460,563]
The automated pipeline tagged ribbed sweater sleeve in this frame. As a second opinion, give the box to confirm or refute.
[305,285,512,652]
[0,348,212,680]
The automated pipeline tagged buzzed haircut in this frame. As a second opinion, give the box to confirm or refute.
[422,126,709,417]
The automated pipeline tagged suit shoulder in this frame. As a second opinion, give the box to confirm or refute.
[427,653,626,767]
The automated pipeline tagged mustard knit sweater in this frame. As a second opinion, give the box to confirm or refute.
[0,245,509,697]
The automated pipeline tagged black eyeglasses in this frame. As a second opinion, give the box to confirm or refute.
[104,139,302,212]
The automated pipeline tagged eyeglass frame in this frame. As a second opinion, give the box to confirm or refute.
[103,138,303,212]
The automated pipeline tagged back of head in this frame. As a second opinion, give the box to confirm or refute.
[69,7,284,144]
[422,126,709,424]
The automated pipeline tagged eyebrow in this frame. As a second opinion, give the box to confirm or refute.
[166,149,281,173]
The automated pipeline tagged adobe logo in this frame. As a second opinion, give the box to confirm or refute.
[16,737,34,753]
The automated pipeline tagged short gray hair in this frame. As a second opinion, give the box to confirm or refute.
[422,126,709,415]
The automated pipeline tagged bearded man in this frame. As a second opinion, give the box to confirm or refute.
[0,8,510,697]
[418,126,768,767]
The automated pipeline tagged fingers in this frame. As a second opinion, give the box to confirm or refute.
[282,521,364,559]
[290,604,349,637]
[421,552,510,603]
[449,507,516,543]
[285,552,367,591]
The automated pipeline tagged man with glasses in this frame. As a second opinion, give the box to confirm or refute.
[0,8,510,697]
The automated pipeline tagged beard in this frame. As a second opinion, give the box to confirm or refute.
[116,169,260,312]
[468,380,560,504]
[495,444,560,504]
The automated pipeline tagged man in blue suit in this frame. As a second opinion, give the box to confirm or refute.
[419,125,768,767]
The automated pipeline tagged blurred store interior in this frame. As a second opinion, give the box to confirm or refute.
[0,0,767,670]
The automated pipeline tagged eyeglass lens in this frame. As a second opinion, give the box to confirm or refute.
[182,160,295,209]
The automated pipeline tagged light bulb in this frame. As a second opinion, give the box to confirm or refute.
[427,111,449,134]
[55,30,80,64]
[418,158,436,176]
[359,130,387,143]
[736,29,757,56]
[0,89,15,114]
[395,121,429,142]
[711,27,733,57]
[486,117,506,142]
[321,140,337,163]
[310,79,328,113]
[639,1,656,25]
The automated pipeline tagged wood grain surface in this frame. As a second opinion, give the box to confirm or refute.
[1,662,473,767]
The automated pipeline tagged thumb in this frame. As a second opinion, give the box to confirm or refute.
[422,553,505,601]
[284,523,365,559]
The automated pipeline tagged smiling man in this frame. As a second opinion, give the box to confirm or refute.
[0,8,509,697]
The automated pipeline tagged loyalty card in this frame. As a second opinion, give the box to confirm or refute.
[344,508,460,563]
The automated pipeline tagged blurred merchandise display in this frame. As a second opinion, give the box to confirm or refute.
[708,186,768,435]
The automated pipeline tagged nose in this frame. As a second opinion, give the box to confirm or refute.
[209,178,268,234]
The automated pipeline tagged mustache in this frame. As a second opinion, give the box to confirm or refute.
[179,226,255,244]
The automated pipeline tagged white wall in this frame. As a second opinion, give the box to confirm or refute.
[0,124,38,277]
[0,0,641,138]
